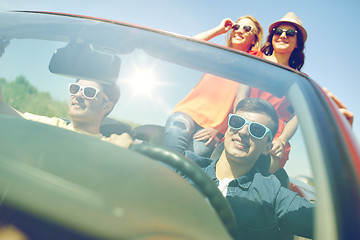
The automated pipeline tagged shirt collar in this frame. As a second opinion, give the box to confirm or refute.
[205,158,260,189]
[204,159,217,181]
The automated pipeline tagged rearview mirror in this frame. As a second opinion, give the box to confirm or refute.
[49,43,121,84]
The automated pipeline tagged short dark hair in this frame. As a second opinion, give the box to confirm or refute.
[235,98,279,141]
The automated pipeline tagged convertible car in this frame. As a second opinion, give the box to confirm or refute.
[0,11,359,240]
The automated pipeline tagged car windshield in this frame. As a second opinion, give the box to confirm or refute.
[4,13,313,171]
[0,11,357,240]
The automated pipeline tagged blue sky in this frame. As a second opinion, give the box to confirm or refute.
[1,0,359,137]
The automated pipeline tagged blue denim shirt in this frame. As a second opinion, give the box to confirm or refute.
[184,151,314,240]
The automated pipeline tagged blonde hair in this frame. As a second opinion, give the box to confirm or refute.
[226,15,263,50]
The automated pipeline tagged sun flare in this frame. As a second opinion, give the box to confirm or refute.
[128,69,158,96]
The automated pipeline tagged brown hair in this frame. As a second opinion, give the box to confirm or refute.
[226,15,263,50]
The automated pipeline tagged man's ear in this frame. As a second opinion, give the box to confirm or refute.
[102,101,114,114]
[262,141,273,155]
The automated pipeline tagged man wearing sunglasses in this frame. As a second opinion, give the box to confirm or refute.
[0,79,133,148]
[183,98,313,239]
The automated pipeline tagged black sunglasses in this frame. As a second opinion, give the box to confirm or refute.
[228,114,273,140]
[232,24,253,33]
[69,83,109,101]
[272,27,297,37]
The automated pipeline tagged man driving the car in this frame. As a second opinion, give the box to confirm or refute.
[183,97,314,240]
[0,79,133,148]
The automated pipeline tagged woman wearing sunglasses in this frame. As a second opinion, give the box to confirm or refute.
[235,12,306,175]
[194,16,263,53]
[262,12,306,70]
[236,12,354,178]
[163,15,264,157]
[260,12,306,174]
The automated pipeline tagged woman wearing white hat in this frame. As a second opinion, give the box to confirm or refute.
[262,11,307,70]
[253,12,353,181]
[236,12,307,176]
[236,12,352,177]
[261,12,306,173]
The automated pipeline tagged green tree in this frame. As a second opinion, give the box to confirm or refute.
[1,76,68,118]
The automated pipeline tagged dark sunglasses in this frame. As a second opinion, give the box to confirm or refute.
[68,83,109,101]
[232,24,253,32]
[228,114,273,140]
[272,27,297,37]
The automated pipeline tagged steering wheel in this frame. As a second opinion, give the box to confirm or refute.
[130,144,240,240]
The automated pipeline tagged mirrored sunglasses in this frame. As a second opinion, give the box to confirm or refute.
[228,114,273,140]
[68,83,109,101]
[273,27,297,37]
[232,24,253,33]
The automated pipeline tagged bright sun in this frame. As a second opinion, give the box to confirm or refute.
[128,69,158,96]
